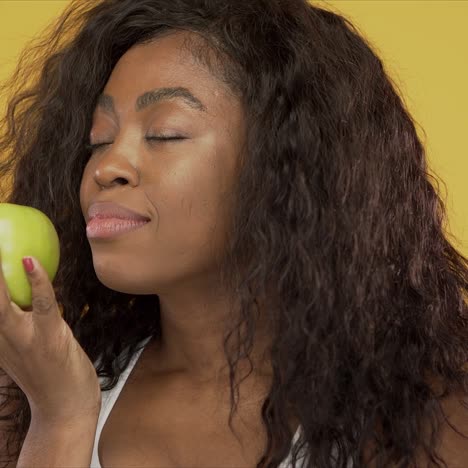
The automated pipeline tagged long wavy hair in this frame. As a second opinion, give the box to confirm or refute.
[0,0,467,467]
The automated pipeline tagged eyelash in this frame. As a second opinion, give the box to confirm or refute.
[85,136,186,153]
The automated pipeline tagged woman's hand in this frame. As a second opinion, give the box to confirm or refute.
[0,253,101,425]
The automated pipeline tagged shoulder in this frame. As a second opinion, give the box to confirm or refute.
[361,386,468,467]
[428,388,468,466]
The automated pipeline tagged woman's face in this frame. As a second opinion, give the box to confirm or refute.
[79,31,245,295]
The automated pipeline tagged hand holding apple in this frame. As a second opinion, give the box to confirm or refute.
[0,203,60,309]
[0,251,101,424]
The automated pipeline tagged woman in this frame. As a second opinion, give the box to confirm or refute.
[0,0,467,467]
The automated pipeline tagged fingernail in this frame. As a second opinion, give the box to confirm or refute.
[22,257,35,273]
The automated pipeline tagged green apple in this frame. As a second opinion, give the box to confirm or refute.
[0,203,60,309]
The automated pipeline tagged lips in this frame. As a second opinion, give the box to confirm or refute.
[86,217,149,239]
[87,201,150,222]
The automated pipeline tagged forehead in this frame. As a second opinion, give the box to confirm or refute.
[101,31,235,116]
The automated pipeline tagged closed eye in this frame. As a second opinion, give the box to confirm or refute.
[85,135,186,153]
[147,136,186,141]
[146,136,187,144]
[85,142,109,152]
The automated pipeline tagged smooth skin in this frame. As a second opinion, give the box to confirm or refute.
[80,31,273,392]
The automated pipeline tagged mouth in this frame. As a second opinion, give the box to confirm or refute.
[86,217,150,239]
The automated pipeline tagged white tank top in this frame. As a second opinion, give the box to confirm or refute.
[90,335,306,467]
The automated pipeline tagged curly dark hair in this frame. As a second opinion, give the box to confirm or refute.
[0,0,467,467]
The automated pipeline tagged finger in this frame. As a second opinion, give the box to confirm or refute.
[22,256,60,319]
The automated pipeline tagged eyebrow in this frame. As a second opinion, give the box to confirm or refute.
[96,87,207,116]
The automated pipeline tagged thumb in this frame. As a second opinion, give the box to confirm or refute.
[22,256,59,318]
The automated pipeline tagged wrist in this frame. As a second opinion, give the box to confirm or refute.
[18,412,99,468]
[29,401,101,428]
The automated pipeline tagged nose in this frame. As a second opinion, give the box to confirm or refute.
[93,154,141,189]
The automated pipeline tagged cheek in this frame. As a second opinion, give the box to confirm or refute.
[148,158,233,262]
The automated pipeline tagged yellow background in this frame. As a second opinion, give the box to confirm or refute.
[0,0,467,255]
